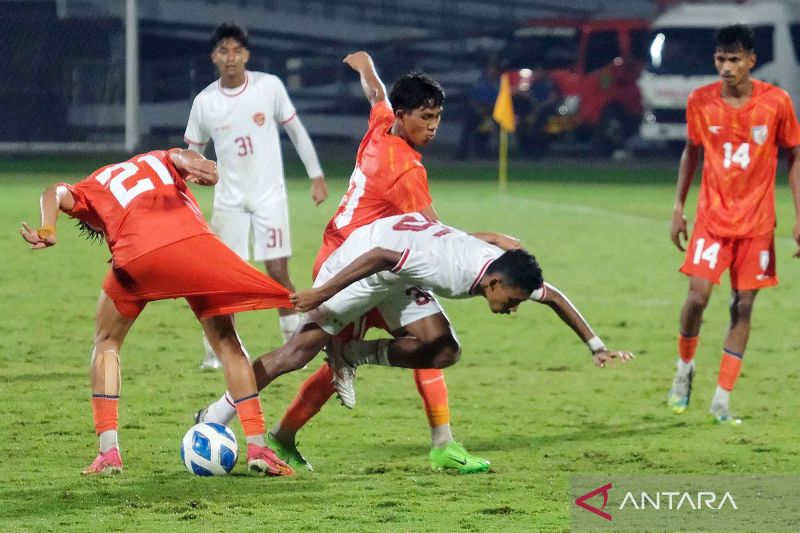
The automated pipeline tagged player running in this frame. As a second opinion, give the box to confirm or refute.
[197,213,634,471]
[667,24,800,423]
[20,149,294,476]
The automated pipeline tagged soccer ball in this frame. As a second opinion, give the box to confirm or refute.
[180,422,238,476]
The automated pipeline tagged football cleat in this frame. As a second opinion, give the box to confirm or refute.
[429,442,490,474]
[709,403,742,425]
[246,443,295,476]
[82,448,123,476]
[193,406,208,424]
[325,339,357,409]
[267,432,313,472]
[667,360,695,414]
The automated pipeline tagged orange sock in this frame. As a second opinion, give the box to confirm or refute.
[278,365,335,433]
[718,349,743,391]
[678,334,699,363]
[233,395,265,438]
[414,369,450,427]
[91,395,119,434]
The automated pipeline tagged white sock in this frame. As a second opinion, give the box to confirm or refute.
[430,424,454,448]
[246,434,265,447]
[279,313,302,343]
[99,430,118,453]
[205,392,237,425]
[677,358,694,373]
[342,339,392,366]
[711,385,730,407]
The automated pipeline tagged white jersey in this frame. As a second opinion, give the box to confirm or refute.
[184,71,296,210]
[324,213,545,301]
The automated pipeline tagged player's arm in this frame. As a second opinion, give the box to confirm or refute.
[169,149,218,186]
[670,140,702,251]
[343,51,387,106]
[291,247,402,311]
[535,282,634,368]
[282,117,328,205]
[19,183,76,249]
[787,145,800,258]
[470,232,522,251]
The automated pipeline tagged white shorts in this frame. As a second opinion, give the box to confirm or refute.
[306,269,446,335]
[210,199,291,262]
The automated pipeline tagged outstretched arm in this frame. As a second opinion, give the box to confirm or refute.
[20,184,75,249]
[470,231,522,251]
[291,247,402,311]
[169,148,218,186]
[537,282,634,368]
[671,141,701,252]
[343,51,387,106]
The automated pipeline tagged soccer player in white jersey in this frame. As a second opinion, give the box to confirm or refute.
[184,22,328,369]
[197,213,634,469]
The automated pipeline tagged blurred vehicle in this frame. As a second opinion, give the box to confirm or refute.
[505,17,650,155]
[639,0,800,150]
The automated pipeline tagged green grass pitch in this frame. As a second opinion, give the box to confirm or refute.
[1,156,799,532]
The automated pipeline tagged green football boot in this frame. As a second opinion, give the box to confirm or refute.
[667,360,695,414]
[267,432,314,472]
[430,442,490,474]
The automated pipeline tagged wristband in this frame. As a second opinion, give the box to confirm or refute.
[37,225,56,240]
[586,336,605,354]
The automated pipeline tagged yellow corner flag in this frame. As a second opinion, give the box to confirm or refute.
[492,74,515,190]
[492,74,515,133]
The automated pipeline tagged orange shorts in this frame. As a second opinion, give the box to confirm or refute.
[102,234,291,319]
[680,221,777,290]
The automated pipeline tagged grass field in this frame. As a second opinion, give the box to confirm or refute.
[1,156,799,532]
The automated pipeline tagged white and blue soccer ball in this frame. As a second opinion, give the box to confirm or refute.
[180,422,238,476]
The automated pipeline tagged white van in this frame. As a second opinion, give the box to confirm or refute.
[638,0,800,145]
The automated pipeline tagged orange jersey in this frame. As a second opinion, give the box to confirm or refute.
[63,149,213,267]
[314,100,433,274]
[686,79,800,237]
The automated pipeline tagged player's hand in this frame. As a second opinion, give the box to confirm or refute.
[670,210,688,251]
[793,220,800,258]
[184,159,218,186]
[20,222,56,249]
[592,349,635,368]
[290,289,327,312]
[310,176,328,206]
[492,233,522,251]
[343,51,372,72]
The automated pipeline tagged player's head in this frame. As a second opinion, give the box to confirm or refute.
[714,24,756,86]
[210,23,250,80]
[481,249,543,314]
[389,73,445,147]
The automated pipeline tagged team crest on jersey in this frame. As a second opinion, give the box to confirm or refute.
[253,112,265,126]
[751,125,768,145]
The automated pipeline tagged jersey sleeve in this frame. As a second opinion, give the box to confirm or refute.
[776,91,800,148]
[385,167,433,213]
[184,96,209,147]
[685,92,702,145]
[391,248,440,284]
[369,100,394,130]
[273,77,298,125]
[61,178,104,230]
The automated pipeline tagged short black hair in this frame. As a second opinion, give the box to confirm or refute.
[388,72,445,112]
[485,249,543,294]
[211,22,249,51]
[715,24,755,53]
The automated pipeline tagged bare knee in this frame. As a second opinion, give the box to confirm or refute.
[430,336,461,368]
[731,292,756,322]
[685,289,710,312]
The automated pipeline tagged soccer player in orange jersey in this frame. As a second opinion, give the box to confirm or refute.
[197,52,519,473]
[20,149,293,476]
[667,24,800,423]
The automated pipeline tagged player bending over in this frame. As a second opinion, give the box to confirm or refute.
[20,149,294,476]
[197,213,633,470]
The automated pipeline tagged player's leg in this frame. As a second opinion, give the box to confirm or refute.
[82,290,137,475]
[668,276,713,413]
[709,289,757,423]
[199,313,293,476]
[201,208,251,370]
[253,200,302,343]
